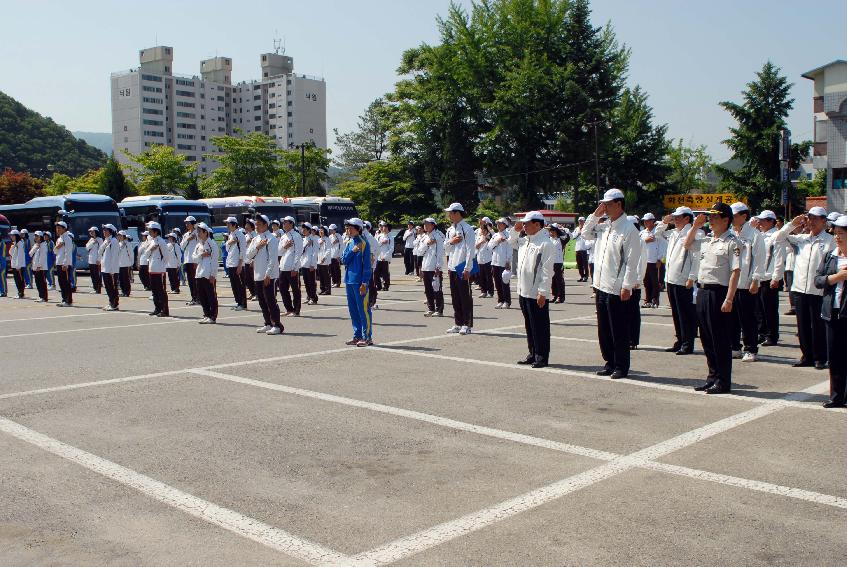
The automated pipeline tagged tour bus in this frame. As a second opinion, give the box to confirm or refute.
[199,196,296,227]
[0,193,122,269]
[0,213,10,262]
[119,196,212,236]
[284,196,358,229]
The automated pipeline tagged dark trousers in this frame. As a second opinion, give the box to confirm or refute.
[375,260,391,290]
[184,262,198,301]
[730,288,759,353]
[301,267,318,302]
[149,272,168,315]
[243,263,256,298]
[318,264,332,294]
[368,274,378,308]
[696,285,733,389]
[643,263,660,305]
[628,288,642,346]
[667,283,697,351]
[403,248,414,275]
[757,283,780,342]
[196,277,218,321]
[257,278,282,328]
[89,263,102,293]
[588,262,595,282]
[119,267,131,296]
[279,270,301,314]
[102,272,119,308]
[519,295,550,362]
[227,266,247,307]
[478,262,494,295]
[552,263,565,302]
[415,255,423,277]
[423,271,444,313]
[34,270,48,301]
[57,266,73,305]
[492,265,512,306]
[167,268,180,292]
[448,270,474,327]
[139,265,150,290]
[795,293,827,365]
[826,317,847,405]
[12,268,25,298]
[576,250,589,280]
[595,289,631,373]
[330,258,342,286]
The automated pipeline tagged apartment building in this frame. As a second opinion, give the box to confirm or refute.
[111,46,326,175]
[802,59,847,212]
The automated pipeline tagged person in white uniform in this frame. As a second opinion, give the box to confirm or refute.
[224,216,247,310]
[246,214,283,334]
[117,230,133,297]
[146,222,170,317]
[180,216,200,305]
[402,221,416,275]
[420,217,445,317]
[30,231,49,302]
[488,218,512,309]
[754,210,788,346]
[279,216,304,316]
[99,224,121,310]
[53,221,74,307]
[86,227,104,294]
[443,203,476,335]
[192,222,219,324]
[8,230,27,299]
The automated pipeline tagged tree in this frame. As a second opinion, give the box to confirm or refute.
[201,131,282,197]
[666,140,714,194]
[718,61,794,210]
[0,168,45,204]
[333,98,391,170]
[101,154,135,201]
[122,145,196,196]
[336,157,434,222]
[276,143,332,197]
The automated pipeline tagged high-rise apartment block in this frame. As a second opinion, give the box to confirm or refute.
[111,46,326,175]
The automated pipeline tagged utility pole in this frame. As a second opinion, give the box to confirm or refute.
[300,144,306,196]
[583,119,608,202]
[779,128,791,220]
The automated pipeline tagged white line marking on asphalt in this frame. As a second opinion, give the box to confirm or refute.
[0,369,188,400]
[0,305,197,323]
[190,368,619,462]
[0,415,351,566]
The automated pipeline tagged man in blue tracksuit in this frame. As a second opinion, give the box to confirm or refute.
[342,217,373,347]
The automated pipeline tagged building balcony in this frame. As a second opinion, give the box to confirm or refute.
[814,141,827,156]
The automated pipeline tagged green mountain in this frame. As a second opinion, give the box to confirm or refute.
[0,91,107,177]
[73,131,113,155]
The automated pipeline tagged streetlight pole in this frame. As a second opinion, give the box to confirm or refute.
[582,119,608,202]
[300,144,306,196]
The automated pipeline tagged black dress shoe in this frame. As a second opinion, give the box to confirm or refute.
[596,368,614,376]
[822,401,846,409]
[531,360,548,369]
[156,312,169,317]
[705,385,731,395]
[610,370,627,380]
[149,311,160,317]
[815,362,827,370]
[517,355,535,365]
[792,360,812,368]
[664,345,681,353]
[694,381,715,392]
[675,348,693,356]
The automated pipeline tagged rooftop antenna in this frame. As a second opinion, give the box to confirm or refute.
[273,31,286,55]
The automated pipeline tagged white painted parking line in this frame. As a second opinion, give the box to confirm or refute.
[0,415,351,566]
[0,369,188,401]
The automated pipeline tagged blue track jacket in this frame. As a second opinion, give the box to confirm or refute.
[342,235,372,286]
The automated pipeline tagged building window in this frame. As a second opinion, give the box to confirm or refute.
[143,130,164,137]
[834,168,847,190]
[176,100,196,108]
[253,105,261,111]
[141,74,162,82]
[175,79,195,87]
[175,90,195,98]
[142,85,163,93]
[123,125,128,131]
[287,101,292,106]
[177,133,195,140]
[142,97,163,104]
[177,144,196,150]
[176,122,196,129]
[255,126,262,132]
[287,111,292,117]
[142,107,163,115]
[143,119,163,126]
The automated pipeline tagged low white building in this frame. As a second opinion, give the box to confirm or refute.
[111,46,326,176]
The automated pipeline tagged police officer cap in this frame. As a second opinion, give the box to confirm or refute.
[225,216,239,224]
[730,202,749,215]
[184,216,197,223]
[756,210,777,221]
[599,188,625,202]
[672,206,693,217]
[707,202,733,218]
[520,211,545,224]
[344,217,364,230]
[808,206,827,218]
[834,215,847,228]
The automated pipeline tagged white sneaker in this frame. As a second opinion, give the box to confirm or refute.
[478,293,487,298]
[424,311,435,317]
[494,302,503,309]
[501,303,510,309]
[741,352,758,362]
[233,305,246,311]
[56,302,68,307]
[105,305,118,311]
[732,350,743,359]
[256,325,271,333]
[459,325,470,335]
[36,299,45,303]
[266,326,282,335]
[446,325,461,333]
[199,317,211,324]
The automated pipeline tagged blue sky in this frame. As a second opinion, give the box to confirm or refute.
[1,0,843,162]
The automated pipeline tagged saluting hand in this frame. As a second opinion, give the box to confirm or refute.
[593,203,607,218]
[662,214,673,224]
[693,214,708,229]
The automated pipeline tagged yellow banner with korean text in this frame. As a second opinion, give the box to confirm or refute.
[662,193,747,210]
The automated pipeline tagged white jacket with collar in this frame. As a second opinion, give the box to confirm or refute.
[774,224,835,296]
[100,236,120,274]
[180,230,198,264]
[278,229,303,272]
[487,229,512,267]
[165,242,180,269]
[147,236,169,273]
[10,241,27,269]
[377,232,393,262]
[86,237,103,264]
[421,229,445,272]
[192,239,219,279]
[655,222,701,286]
[225,229,246,269]
[761,227,788,282]
[444,220,475,273]
[119,240,134,268]
[508,229,555,299]
[732,222,766,289]
[247,230,280,281]
[54,233,74,266]
[583,213,643,295]
[30,242,48,271]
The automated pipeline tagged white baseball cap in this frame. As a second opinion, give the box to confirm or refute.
[520,211,545,224]
[34,230,44,237]
[282,216,296,224]
[423,217,437,225]
[481,216,492,224]
[808,206,828,217]
[184,216,197,223]
[344,217,364,230]
[302,222,313,230]
[495,217,510,226]
[271,219,281,225]
[118,230,127,236]
[642,213,655,221]
[835,215,847,228]
[88,226,99,233]
[826,211,842,222]
[9,229,20,235]
[147,221,162,231]
[329,224,338,230]
[756,210,777,221]
[141,231,149,236]
[730,202,749,215]
[102,224,117,233]
[378,220,387,226]
[627,215,639,224]
[256,214,270,225]
[672,206,693,217]
[443,202,465,213]
[578,216,586,222]
[166,232,177,239]
[196,222,211,233]
[599,188,625,202]
[364,220,372,229]
[225,216,239,224]
[55,221,68,229]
